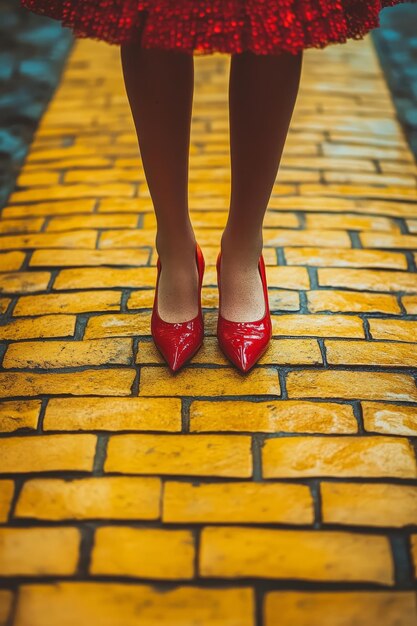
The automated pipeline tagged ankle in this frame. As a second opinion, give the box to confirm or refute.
[220,229,263,263]
[156,230,197,262]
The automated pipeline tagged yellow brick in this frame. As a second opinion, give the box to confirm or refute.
[402,295,417,314]
[318,268,417,293]
[304,213,396,231]
[190,400,357,433]
[0,590,13,626]
[276,169,321,183]
[285,247,406,269]
[268,143,319,157]
[91,527,194,579]
[0,434,96,473]
[0,369,135,398]
[0,481,14,522]
[325,339,417,367]
[13,291,121,316]
[301,183,417,201]
[264,591,417,626]
[54,268,155,290]
[30,248,148,267]
[105,434,252,477]
[324,171,415,187]
[138,338,321,367]
[269,196,356,213]
[321,482,417,527]
[25,146,130,162]
[163,481,313,524]
[294,116,398,136]
[271,314,364,337]
[323,143,411,162]
[3,338,133,368]
[127,288,176,310]
[2,199,95,218]
[262,436,417,478]
[0,527,79,576]
[44,397,181,431]
[17,171,60,187]
[263,229,351,248]
[46,214,138,231]
[14,583,254,626]
[138,366,280,396]
[0,314,75,340]
[258,266,310,290]
[362,402,417,436]
[200,526,393,584]
[281,155,377,172]
[369,319,417,342]
[0,230,97,249]
[99,197,150,213]
[0,400,40,432]
[361,232,417,249]
[15,477,161,520]
[286,370,417,402]
[0,251,25,271]
[0,271,50,294]
[98,229,159,248]
[382,160,417,174]
[307,290,400,314]
[358,200,417,219]
[24,157,111,170]
[84,312,150,338]
[9,183,135,203]
[64,169,140,185]
[0,217,44,234]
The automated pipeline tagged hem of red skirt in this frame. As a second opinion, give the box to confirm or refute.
[49,30,383,56]
[21,0,417,55]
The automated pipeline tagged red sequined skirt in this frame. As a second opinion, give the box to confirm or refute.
[21,0,416,55]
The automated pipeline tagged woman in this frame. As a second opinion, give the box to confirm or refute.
[21,0,414,373]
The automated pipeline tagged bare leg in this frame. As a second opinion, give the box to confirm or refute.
[220,49,303,321]
[120,44,199,322]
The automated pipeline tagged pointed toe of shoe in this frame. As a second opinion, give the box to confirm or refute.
[217,318,272,372]
[234,343,263,372]
[167,345,192,372]
[151,315,204,372]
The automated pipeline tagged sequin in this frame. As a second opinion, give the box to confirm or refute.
[20,1,417,55]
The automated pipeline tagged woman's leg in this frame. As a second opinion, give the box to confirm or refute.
[220,49,303,321]
[120,44,198,322]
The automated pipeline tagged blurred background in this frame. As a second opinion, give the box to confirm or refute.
[1,1,417,210]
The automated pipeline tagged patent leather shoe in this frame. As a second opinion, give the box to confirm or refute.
[151,242,205,372]
[216,250,272,372]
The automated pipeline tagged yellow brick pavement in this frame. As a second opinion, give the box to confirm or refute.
[0,34,417,626]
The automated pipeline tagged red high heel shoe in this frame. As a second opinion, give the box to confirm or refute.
[216,250,272,372]
[151,242,205,372]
